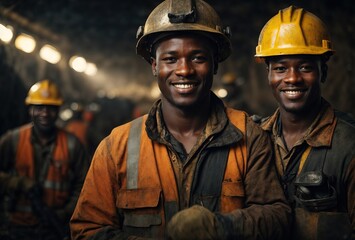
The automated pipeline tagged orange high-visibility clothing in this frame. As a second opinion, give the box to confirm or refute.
[10,124,71,225]
[71,105,290,239]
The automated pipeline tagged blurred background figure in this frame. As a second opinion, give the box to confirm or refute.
[217,72,250,112]
[64,102,91,147]
[0,0,354,138]
[0,80,90,240]
[85,97,136,156]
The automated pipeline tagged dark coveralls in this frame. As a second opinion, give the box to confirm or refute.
[261,99,355,239]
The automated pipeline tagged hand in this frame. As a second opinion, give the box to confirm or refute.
[21,178,37,193]
[6,175,35,194]
[166,205,222,240]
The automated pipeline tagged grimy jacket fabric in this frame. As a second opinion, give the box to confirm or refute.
[70,95,291,240]
[261,99,355,240]
[0,123,89,226]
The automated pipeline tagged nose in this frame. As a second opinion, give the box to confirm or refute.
[40,107,50,116]
[175,59,193,77]
[284,68,302,84]
[37,105,52,115]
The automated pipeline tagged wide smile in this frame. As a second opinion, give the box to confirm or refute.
[280,88,307,100]
[173,83,195,89]
[37,117,52,125]
[171,82,198,93]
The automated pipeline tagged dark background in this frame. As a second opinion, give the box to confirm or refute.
[0,0,354,137]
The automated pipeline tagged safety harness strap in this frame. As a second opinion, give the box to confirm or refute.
[297,145,312,175]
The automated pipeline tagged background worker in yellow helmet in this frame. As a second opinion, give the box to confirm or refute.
[255,5,355,239]
[0,80,90,240]
[70,0,291,239]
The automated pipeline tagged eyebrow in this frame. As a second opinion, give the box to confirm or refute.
[271,59,315,64]
[159,49,209,56]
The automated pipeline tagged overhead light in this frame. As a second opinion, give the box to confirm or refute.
[14,33,36,53]
[69,55,87,72]
[216,88,228,98]
[0,24,14,43]
[59,108,73,121]
[39,44,61,64]
[84,62,98,76]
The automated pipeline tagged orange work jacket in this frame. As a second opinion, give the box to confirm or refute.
[10,124,71,225]
[71,109,248,239]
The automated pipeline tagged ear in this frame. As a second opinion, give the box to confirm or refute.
[151,57,157,77]
[265,61,270,72]
[266,63,272,86]
[321,63,328,83]
[28,106,34,118]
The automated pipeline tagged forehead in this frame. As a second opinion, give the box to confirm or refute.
[31,105,59,110]
[154,32,215,52]
[268,55,321,64]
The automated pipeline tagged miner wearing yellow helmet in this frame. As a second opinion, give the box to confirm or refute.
[255,6,355,239]
[0,80,90,240]
[70,0,291,239]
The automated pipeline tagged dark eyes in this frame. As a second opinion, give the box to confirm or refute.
[272,66,286,72]
[272,64,315,73]
[161,55,208,63]
[192,55,207,62]
[162,57,177,63]
[299,65,315,72]
[33,105,59,112]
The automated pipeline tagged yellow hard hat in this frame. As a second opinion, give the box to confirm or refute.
[255,6,334,62]
[25,80,63,106]
[136,0,231,63]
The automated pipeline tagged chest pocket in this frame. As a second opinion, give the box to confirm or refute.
[221,180,245,212]
[120,116,162,228]
[116,188,162,228]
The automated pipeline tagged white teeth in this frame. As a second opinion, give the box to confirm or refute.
[174,84,194,89]
[284,90,302,94]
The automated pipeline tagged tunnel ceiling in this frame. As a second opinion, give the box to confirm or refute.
[0,0,162,65]
[2,0,351,68]
[0,0,354,110]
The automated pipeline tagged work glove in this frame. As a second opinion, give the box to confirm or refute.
[166,205,230,240]
[5,175,36,195]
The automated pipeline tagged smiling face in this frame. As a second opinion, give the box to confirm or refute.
[267,55,324,114]
[151,33,216,111]
[29,105,59,134]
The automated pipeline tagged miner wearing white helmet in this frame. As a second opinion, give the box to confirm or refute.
[70,1,291,239]
[255,6,355,239]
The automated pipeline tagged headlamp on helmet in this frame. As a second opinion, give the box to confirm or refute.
[136,0,232,63]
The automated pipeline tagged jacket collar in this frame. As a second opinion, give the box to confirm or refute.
[261,99,336,147]
[145,92,243,147]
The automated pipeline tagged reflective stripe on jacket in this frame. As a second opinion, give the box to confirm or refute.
[10,124,71,225]
[71,96,291,240]
[118,109,247,236]
[71,109,247,239]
